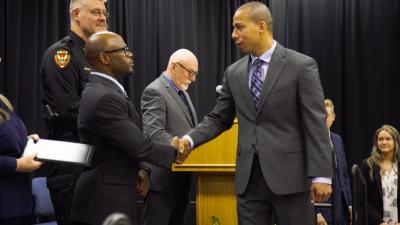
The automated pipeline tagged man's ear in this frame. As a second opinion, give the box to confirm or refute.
[98,52,110,65]
[71,8,80,22]
[256,21,267,33]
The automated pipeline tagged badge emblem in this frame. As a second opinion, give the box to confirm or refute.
[54,50,71,68]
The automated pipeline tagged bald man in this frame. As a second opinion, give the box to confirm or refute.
[69,32,182,225]
[140,49,198,225]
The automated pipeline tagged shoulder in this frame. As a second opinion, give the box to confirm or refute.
[42,35,72,57]
[275,44,317,68]
[143,77,167,97]
[228,55,249,71]
[330,132,343,142]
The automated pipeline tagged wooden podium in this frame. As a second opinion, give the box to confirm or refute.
[173,121,238,225]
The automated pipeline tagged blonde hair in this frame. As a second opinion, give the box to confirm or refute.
[366,124,400,179]
[324,98,334,112]
[0,94,13,124]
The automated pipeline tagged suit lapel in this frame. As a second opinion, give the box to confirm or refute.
[256,44,287,116]
[160,74,195,126]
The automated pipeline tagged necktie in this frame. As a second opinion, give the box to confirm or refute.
[250,58,265,109]
[178,91,194,124]
[178,91,188,106]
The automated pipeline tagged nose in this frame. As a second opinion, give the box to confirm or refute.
[127,51,133,58]
[232,29,238,40]
[190,74,196,82]
[99,12,107,21]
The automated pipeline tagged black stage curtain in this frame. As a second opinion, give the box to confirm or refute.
[1,0,399,166]
[271,0,400,164]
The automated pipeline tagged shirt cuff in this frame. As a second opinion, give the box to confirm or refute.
[312,177,332,184]
[182,135,194,149]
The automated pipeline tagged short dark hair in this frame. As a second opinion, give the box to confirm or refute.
[237,2,273,32]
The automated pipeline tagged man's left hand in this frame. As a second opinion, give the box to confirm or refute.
[310,183,332,203]
[137,169,150,197]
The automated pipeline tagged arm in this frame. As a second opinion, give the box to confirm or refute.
[298,57,333,178]
[141,87,173,144]
[335,135,352,206]
[298,58,333,202]
[92,94,176,167]
[187,69,236,148]
[359,161,384,225]
[40,49,85,129]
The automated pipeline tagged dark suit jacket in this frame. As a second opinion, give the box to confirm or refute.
[0,107,32,218]
[187,43,333,195]
[318,132,352,225]
[69,74,176,225]
[141,73,197,192]
[360,160,400,225]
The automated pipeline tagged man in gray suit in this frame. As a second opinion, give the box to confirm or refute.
[179,2,333,225]
[140,49,198,225]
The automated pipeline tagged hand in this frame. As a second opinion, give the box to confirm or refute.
[379,223,389,225]
[137,168,150,197]
[316,213,328,225]
[27,134,40,142]
[173,137,191,164]
[16,153,42,172]
[310,183,332,203]
[348,207,352,225]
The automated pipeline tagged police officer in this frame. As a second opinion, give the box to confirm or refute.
[40,0,107,224]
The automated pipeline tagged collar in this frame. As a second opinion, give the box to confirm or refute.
[69,30,86,50]
[162,72,180,93]
[91,71,126,94]
[250,40,277,64]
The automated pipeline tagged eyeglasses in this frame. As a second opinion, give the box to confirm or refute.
[87,8,109,18]
[175,62,198,78]
[103,46,129,55]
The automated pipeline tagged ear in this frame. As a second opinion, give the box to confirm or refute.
[98,52,110,65]
[71,8,80,21]
[256,21,267,33]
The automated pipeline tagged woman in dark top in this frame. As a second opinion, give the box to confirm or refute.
[0,94,42,225]
[360,124,400,225]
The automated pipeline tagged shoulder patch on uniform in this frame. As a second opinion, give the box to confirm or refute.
[53,49,71,68]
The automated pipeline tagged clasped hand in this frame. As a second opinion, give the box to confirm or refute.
[170,137,191,164]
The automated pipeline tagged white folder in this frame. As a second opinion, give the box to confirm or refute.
[23,139,94,166]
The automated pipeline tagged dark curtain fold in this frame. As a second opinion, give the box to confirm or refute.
[0,0,399,167]
[271,0,400,164]
[107,0,263,118]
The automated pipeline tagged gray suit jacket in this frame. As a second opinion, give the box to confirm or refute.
[141,73,197,191]
[188,43,333,195]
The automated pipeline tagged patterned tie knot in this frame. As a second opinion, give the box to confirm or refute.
[253,58,264,69]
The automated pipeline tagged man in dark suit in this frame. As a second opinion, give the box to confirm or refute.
[316,99,352,225]
[140,49,198,225]
[68,31,183,225]
[179,2,333,225]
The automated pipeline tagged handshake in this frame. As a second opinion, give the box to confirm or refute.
[170,137,192,164]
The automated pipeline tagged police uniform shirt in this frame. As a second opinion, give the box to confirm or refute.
[40,30,92,139]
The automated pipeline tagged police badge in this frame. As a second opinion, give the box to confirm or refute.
[54,49,71,68]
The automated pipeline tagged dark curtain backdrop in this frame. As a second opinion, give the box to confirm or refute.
[270,0,400,165]
[1,0,399,168]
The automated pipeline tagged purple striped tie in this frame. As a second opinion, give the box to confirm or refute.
[250,58,265,109]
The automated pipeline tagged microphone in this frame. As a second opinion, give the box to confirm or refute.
[216,85,223,94]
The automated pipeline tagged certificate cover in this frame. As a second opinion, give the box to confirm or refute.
[23,139,94,166]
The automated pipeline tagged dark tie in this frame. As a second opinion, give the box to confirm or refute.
[250,58,265,109]
[178,91,194,124]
